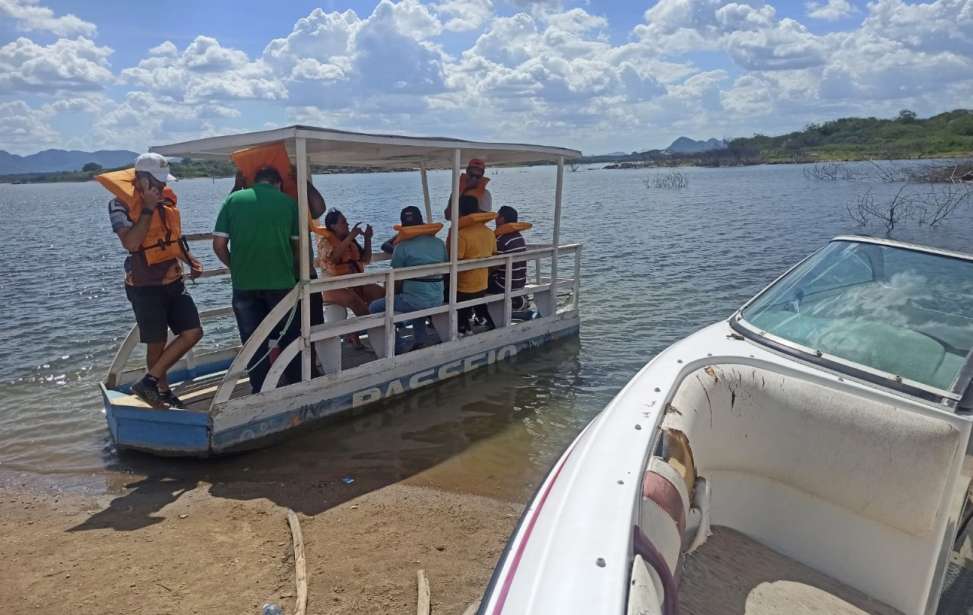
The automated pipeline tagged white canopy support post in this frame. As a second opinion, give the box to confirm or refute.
[384,268,395,357]
[448,149,461,341]
[296,137,311,381]
[420,161,432,223]
[551,156,564,307]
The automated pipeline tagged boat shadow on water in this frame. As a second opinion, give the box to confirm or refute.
[68,338,583,533]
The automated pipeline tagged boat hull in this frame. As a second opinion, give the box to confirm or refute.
[102,313,579,457]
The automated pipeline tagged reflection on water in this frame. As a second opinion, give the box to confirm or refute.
[2,162,972,499]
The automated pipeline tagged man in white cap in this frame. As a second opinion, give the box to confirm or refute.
[106,153,203,407]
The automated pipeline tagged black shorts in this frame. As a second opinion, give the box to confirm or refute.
[125,280,201,344]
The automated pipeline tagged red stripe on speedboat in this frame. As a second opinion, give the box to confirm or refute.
[490,438,579,614]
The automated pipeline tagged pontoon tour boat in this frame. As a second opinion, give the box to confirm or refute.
[480,236,973,615]
[99,126,581,456]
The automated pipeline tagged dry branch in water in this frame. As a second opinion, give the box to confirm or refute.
[644,170,689,190]
[803,162,858,181]
[915,184,973,226]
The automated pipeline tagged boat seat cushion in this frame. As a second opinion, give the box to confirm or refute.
[667,365,961,536]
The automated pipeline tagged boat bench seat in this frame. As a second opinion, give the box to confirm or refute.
[666,364,962,537]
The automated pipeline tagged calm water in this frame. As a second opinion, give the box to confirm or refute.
[1,162,971,499]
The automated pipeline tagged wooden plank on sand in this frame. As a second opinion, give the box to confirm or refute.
[417,569,430,615]
[287,509,308,615]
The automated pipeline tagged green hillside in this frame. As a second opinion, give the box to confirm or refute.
[732,109,973,162]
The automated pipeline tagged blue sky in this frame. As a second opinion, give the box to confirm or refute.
[1,0,971,155]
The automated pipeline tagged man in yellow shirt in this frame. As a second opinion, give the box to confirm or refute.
[448,195,496,333]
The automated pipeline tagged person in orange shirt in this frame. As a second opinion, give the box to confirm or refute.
[447,195,496,333]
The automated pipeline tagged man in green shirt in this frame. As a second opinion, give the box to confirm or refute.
[212,166,300,393]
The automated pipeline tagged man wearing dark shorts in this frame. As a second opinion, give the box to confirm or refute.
[108,153,203,406]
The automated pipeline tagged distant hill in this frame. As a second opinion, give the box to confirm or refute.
[728,109,973,162]
[578,109,973,168]
[665,137,727,154]
[0,149,138,174]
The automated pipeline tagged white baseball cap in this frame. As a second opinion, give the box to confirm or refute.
[134,152,177,183]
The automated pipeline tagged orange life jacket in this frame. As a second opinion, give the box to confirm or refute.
[495,221,532,237]
[460,173,489,201]
[458,211,496,228]
[230,142,329,235]
[96,168,185,265]
[392,223,442,245]
[316,228,363,276]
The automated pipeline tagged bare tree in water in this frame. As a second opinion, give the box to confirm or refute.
[847,168,972,233]
[849,185,912,234]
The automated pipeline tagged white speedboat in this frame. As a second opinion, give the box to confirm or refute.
[480,236,973,615]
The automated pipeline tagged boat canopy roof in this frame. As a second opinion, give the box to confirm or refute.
[150,125,581,170]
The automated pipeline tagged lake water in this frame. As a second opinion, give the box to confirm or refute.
[1,162,971,499]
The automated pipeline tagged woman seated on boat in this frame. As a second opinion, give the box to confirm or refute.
[314,209,383,317]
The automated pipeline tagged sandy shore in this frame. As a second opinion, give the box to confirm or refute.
[0,475,522,614]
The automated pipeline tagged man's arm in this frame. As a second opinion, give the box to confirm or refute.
[307,182,326,219]
[212,236,231,268]
[114,187,162,251]
[178,247,204,279]
[360,225,373,265]
[292,239,301,278]
[115,212,153,252]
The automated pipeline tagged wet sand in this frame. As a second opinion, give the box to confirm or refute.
[0,354,582,614]
[0,469,521,614]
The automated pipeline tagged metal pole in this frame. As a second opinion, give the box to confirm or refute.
[504,255,513,327]
[384,269,395,357]
[448,149,461,341]
[296,137,311,381]
[573,244,582,310]
[550,157,564,306]
[420,161,432,222]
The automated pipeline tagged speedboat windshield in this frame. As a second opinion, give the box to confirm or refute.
[739,239,973,394]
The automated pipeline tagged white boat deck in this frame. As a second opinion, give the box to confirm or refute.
[110,329,420,411]
[680,526,903,615]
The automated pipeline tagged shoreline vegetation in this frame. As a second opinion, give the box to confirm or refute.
[594,109,973,169]
[0,158,405,184]
[2,109,972,185]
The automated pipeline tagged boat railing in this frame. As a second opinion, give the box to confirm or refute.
[210,241,582,407]
[106,234,581,405]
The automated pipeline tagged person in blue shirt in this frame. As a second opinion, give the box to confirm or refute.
[369,206,447,352]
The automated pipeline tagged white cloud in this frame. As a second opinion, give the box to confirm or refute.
[90,91,236,151]
[182,36,249,72]
[806,0,857,21]
[262,1,449,109]
[435,0,494,32]
[0,0,96,37]
[0,36,113,93]
[121,36,284,102]
[861,0,973,55]
[724,18,827,70]
[148,41,178,57]
[0,100,59,151]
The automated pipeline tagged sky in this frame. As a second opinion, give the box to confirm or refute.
[1,0,971,156]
